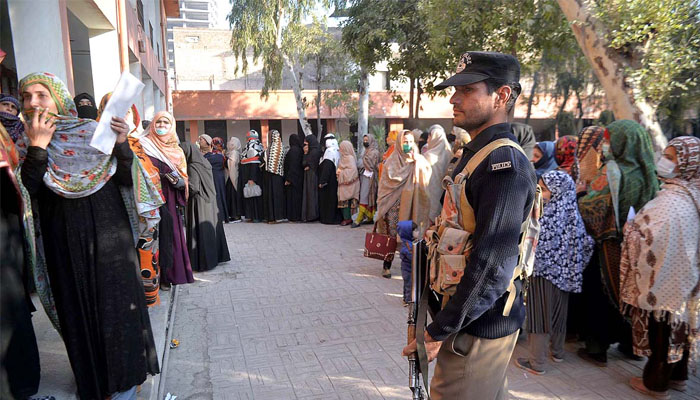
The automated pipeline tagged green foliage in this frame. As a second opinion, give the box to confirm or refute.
[556,111,576,136]
[227,0,329,98]
[596,110,616,126]
[591,0,700,112]
[370,124,387,152]
[339,0,395,71]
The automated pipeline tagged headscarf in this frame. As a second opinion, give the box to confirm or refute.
[533,141,558,180]
[265,130,285,176]
[140,111,189,197]
[0,93,24,142]
[555,135,579,182]
[606,120,659,230]
[241,129,263,164]
[198,134,213,153]
[619,136,700,367]
[665,136,700,199]
[211,137,224,154]
[73,92,98,120]
[337,140,360,201]
[376,129,432,236]
[284,133,304,188]
[387,130,399,146]
[362,135,381,173]
[510,122,536,159]
[422,124,452,219]
[18,72,117,198]
[322,133,340,167]
[180,141,215,202]
[534,170,594,293]
[226,137,241,189]
[97,92,141,136]
[302,134,321,171]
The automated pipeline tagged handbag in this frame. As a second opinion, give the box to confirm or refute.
[364,224,397,262]
[243,182,262,198]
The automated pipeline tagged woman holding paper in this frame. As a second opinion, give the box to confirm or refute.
[18,72,159,400]
[139,111,194,286]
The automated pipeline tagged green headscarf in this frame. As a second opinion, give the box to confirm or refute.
[606,120,659,229]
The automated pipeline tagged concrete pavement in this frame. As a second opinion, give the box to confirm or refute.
[160,221,700,400]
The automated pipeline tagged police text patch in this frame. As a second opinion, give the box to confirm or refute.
[491,161,512,171]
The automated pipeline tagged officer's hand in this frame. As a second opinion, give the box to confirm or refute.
[402,331,442,363]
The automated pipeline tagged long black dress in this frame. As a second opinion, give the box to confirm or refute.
[182,143,230,272]
[239,161,264,221]
[203,152,229,223]
[1,164,40,399]
[263,171,286,222]
[21,143,159,399]
[284,134,304,222]
[318,158,341,224]
[301,135,321,222]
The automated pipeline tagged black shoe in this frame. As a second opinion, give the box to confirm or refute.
[577,348,607,367]
[351,222,360,228]
[382,267,391,278]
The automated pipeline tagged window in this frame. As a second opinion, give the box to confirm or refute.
[136,0,144,28]
[149,22,154,48]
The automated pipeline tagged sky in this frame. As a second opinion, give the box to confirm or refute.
[213,0,340,29]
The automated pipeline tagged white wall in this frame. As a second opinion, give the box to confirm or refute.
[8,0,71,89]
[67,10,94,97]
[89,30,120,104]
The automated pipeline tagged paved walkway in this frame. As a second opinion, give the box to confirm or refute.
[161,221,699,400]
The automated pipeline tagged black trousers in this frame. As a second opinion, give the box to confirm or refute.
[642,317,689,392]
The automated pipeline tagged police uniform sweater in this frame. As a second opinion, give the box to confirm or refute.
[426,123,537,340]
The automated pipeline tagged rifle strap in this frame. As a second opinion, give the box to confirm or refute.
[415,284,431,400]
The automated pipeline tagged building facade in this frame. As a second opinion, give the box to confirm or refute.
[1,0,177,121]
[171,27,604,146]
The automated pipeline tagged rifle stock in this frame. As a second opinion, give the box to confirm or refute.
[408,240,427,400]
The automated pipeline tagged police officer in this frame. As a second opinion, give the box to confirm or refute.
[403,51,536,399]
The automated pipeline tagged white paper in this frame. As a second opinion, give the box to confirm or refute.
[90,71,145,154]
[627,206,636,222]
[363,170,373,178]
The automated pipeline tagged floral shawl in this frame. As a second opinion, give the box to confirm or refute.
[555,135,579,182]
[18,72,117,198]
[0,93,24,142]
[619,136,700,367]
[534,170,594,293]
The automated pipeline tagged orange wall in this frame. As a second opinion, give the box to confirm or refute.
[172,90,604,121]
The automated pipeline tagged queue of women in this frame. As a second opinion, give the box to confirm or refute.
[1,69,698,400]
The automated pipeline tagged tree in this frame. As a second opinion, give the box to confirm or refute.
[556,0,700,150]
[339,0,394,143]
[228,0,328,136]
[307,26,355,137]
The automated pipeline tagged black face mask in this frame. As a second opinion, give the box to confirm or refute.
[363,142,369,148]
[76,105,98,120]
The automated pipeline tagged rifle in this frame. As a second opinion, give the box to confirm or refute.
[408,239,428,400]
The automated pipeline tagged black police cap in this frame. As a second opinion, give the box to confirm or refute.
[435,51,521,90]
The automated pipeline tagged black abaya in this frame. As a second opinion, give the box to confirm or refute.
[263,171,286,221]
[318,158,341,224]
[1,167,40,399]
[284,134,304,221]
[182,143,230,272]
[239,162,264,221]
[21,143,159,399]
[301,135,321,222]
[203,152,229,223]
[225,178,240,220]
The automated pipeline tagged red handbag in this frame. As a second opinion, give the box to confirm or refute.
[364,224,397,262]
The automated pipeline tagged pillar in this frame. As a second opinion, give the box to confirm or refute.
[260,119,269,148]
[8,0,74,93]
[389,119,404,133]
[327,119,337,134]
[189,120,198,143]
